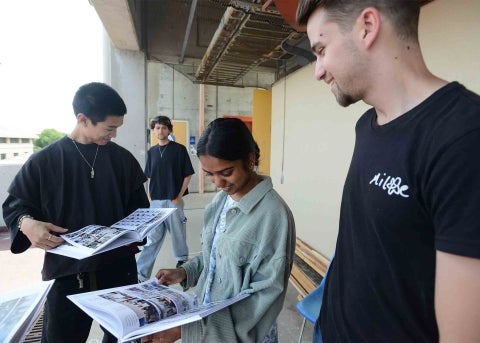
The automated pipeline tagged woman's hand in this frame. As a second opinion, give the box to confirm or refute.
[141,327,181,343]
[155,268,187,286]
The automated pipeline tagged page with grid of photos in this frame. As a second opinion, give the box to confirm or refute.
[67,279,250,342]
[48,208,176,259]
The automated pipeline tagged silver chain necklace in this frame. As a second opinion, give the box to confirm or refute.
[70,139,100,179]
[158,143,169,158]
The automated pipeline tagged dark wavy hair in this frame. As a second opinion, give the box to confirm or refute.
[150,115,173,131]
[197,118,260,168]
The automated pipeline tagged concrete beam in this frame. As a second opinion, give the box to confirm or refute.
[90,0,139,51]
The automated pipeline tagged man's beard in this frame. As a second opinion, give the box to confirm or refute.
[334,83,359,107]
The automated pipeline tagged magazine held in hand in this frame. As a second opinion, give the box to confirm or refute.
[0,280,54,343]
[67,279,249,342]
[48,208,176,259]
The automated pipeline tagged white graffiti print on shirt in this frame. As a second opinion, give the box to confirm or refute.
[369,172,410,198]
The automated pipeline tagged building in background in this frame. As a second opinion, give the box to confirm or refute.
[0,127,36,162]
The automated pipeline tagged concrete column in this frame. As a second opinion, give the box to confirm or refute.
[104,41,148,167]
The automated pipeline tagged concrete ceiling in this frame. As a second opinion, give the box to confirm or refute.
[90,0,435,89]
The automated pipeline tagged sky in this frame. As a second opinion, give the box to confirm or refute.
[0,1,104,135]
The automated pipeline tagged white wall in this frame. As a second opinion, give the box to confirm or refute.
[271,0,480,258]
[271,67,367,258]
[420,0,480,91]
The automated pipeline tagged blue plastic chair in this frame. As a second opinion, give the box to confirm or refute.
[296,277,325,343]
[296,253,334,343]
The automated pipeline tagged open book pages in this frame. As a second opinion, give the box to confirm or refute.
[0,280,54,343]
[67,279,249,342]
[48,207,176,259]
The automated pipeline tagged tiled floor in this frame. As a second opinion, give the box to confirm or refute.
[0,192,314,342]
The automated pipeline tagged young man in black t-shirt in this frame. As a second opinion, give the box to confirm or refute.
[3,82,149,342]
[137,116,195,282]
[296,1,480,342]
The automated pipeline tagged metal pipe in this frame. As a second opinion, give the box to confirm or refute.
[281,40,315,62]
[179,0,198,64]
[198,83,205,193]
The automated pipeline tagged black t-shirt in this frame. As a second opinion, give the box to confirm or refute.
[321,82,480,342]
[145,141,195,200]
[2,136,149,280]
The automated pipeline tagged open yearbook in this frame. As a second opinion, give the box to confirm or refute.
[0,280,54,343]
[68,279,249,342]
[48,208,176,259]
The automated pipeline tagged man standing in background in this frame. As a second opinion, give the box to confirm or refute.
[137,115,195,282]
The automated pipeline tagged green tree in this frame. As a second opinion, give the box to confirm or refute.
[33,129,66,151]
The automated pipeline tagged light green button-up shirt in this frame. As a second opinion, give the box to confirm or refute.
[181,176,296,343]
